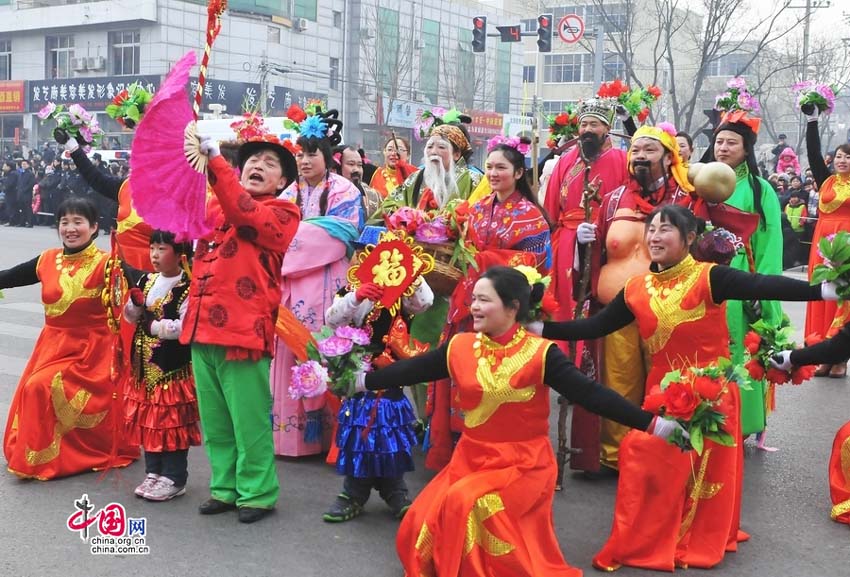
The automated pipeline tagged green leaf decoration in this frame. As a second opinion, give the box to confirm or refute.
[689,426,705,455]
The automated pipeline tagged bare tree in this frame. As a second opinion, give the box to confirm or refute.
[585,0,804,135]
[439,42,492,110]
[357,0,417,125]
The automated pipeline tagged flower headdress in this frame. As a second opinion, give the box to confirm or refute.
[37,102,104,153]
[514,265,558,321]
[546,104,579,148]
[487,135,531,155]
[283,102,343,146]
[105,82,153,129]
[414,106,471,139]
[229,111,300,155]
[714,77,760,115]
[792,80,838,115]
[597,79,662,122]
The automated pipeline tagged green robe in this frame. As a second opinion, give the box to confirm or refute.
[724,162,784,434]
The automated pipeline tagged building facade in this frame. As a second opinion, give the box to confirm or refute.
[0,0,525,163]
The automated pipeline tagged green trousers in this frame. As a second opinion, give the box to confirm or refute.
[191,344,279,509]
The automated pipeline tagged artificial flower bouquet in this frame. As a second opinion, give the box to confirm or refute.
[37,102,104,152]
[811,231,850,300]
[643,358,743,455]
[744,318,815,386]
[546,104,579,148]
[714,77,760,114]
[384,199,477,275]
[289,326,373,400]
[105,83,153,129]
[692,224,741,266]
[597,78,662,122]
[793,80,838,115]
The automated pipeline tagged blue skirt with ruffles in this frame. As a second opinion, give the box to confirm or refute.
[335,389,417,479]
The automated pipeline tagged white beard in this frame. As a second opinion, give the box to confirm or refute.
[422,155,459,208]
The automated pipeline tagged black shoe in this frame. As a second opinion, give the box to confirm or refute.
[198,498,236,515]
[238,506,274,524]
[580,465,619,481]
[384,492,413,519]
[322,493,364,523]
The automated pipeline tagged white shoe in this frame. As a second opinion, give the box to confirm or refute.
[144,476,186,501]
[134,473,161,497]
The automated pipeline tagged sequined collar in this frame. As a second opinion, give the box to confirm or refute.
[649,253,697,282]
[61,241,99,260]
[475,325,526,351]
[734,162,749,180]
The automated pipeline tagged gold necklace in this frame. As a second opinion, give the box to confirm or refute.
[54,243,98,276]
[473,327,527,367]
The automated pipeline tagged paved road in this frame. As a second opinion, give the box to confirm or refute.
[0,226,847,577]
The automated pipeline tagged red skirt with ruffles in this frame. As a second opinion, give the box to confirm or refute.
[124,371,201,452]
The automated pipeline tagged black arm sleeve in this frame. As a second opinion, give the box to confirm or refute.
[791,324,850,366]
[70,148,122,201]
[709,266,821,304]
[365,344,450,390]
[544,346,653,430]
[806,120,830,188]
[542,291,635,341]
[0,256,40,289]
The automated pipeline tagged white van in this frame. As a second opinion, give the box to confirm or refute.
[196,117,298,144]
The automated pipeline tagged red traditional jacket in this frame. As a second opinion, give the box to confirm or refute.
[180,155,301,358]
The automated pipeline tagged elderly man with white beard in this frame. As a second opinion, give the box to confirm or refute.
[391,123,482,211]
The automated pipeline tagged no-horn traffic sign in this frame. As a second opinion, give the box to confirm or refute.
[558,14,585,44]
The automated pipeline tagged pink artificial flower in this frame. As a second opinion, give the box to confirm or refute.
[289,360,329,399]
[727,77,747,90]
[79,126,93,143]
[317,335,354,357]
[68,104,91,125]
[37,102,57,120]
[386,206,426,234]
[334,325,371,346]
[414,217,451,244]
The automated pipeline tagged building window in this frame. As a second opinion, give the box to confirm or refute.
[552,4,628,30]
[333,10,342,28]
[268,26,281,44]
[46,35,74,79]
[523,65,536,83]
[294,0,317,22]
[521,18,537,33]
[377,7,400,95]
[544,53,591,83]
[543,100,578,115]
[0,39,9,81]
[420,19,440,104]
[706,52,751,77]
[457,28,475,108]
[603,52,627,81]
[329,57,339,90]
[109,30,140,76]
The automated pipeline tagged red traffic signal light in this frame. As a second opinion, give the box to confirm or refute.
[472,16,487,52]
[537,13,553,53]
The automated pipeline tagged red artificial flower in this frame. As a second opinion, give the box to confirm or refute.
[540,291,560,317]
[598,79,628,98]
[694,375,724,402]
[745,358,765,381]
[743,331,762,354]
[112,89,129,106]
[555,113,569,126]
[637,109,650,122]
[286,104,307,123]
[283,140,302,155]
[546,138,556,149]
[647,85,662,99]
[642,392,665,414]
[765,367,791,385]
[790,364,815,385]
[662,380,701,420]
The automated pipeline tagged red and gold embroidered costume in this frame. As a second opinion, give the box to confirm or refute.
[2,243,139,479]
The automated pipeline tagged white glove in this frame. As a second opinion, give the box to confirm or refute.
[649,417,690,442]
[525,320,544,336]
[821,281,842,301]
[199,134,220,159]
[576,222,597,245]
[802,103,819,123]
[615,104,630,123]
[353,371,368,394]
[769,350,793,372]
[64,136,79,153]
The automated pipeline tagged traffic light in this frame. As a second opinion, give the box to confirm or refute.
[537,14,553,53]
[472,16,487,53]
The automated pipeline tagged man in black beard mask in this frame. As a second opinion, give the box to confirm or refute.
[574,122,697,475]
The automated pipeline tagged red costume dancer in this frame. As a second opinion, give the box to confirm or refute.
[804,110,850,378]
[780,322,850,525]
[543,206,828,571]
[1,197,139,479]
